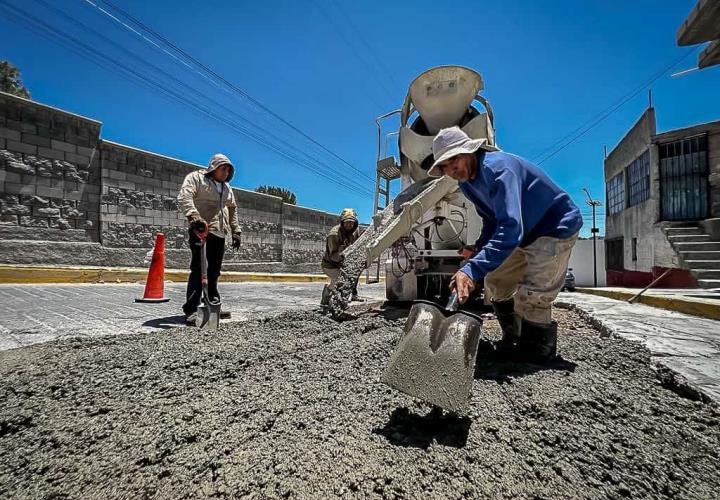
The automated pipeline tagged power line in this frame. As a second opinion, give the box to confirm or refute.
[86,0,376,184]
[0,1,374,198]
[32,0,373,197]
[532,46,700,166]
[329,0,401,93]
[310,0,395,107]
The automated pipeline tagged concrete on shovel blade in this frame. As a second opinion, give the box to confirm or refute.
[382,301,483,413]
[196,302,221,330]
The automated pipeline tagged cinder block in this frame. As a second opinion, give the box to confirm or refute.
[21,133,52,148]
[36,186,64,198]
[118,181,135,190]
[65,152,90,165]
[0,170,21,183]
[50,139,77,153]
[5,182,35,195]
[0,127,21,141]
[5,140,37,155]
[109,170,126,181]
[77,145,95,157]
[65,190,84,201]
[37,147,65,161]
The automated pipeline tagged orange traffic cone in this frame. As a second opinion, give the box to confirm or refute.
[135,233,171,303]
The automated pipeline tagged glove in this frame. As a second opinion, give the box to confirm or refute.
[232,232,241,250]
[189,216,207,232]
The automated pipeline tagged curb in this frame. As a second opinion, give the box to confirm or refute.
[575,287,720,321]
[0,265,384,285]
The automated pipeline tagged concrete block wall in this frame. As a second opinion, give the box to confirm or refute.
[282,204,338,265]
[0,93,102,265]
[0,91,340,272]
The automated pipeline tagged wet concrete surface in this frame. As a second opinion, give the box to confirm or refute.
[1,306,719,498]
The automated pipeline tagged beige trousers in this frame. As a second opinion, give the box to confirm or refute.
[323,267,341,286]
[484,233,578,324]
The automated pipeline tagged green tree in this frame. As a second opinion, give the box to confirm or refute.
[255,185,297,205]
[0,60,31,99]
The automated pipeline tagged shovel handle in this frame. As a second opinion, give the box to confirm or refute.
[445,290,459,312]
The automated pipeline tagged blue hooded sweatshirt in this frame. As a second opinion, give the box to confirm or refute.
[458,151,582,281]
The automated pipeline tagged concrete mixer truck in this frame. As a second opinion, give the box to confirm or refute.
[363,65,496,305]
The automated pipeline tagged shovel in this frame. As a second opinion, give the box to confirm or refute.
[381,291,484,413]
[194,226,221,330]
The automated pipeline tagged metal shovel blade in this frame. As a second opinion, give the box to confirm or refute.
[381,301,483,413]
[196,301,221,330]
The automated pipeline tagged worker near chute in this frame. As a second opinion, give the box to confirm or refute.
[320,208,364,305]
[177,153,242,325]
[428,127,582,362]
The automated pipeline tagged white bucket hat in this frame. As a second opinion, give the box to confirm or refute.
[427,126,496,177]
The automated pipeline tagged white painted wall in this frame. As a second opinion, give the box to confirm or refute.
[568,238,606,287]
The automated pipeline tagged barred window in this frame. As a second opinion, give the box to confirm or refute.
[626,150,650,207]
[606,238,624,271]
[659,135,709,221]
[606,173,624,215]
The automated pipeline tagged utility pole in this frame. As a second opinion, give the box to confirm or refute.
[582,187,602,287]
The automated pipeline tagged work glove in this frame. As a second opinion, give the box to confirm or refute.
[189,216,207,232]
[232,232,242,250]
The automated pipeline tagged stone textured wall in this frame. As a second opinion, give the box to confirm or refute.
[0,91,340,272]
[0,92,101,247]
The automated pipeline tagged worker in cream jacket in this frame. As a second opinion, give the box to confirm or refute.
[177,153,242,325]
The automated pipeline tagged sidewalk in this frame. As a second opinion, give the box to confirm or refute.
[577,286,720,320]
[558,291,720,403]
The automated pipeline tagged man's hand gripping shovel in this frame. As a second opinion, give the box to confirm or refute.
[194,222,221,330]
[380,272,484,414]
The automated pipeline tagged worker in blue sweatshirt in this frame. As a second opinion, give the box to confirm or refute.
[428,126,583,362]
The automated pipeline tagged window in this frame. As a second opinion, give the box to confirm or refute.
[659,135,709,221]
[632,237,637,262]
[626,150,650,207]
[606,238,624,271]
[606,173,624,215]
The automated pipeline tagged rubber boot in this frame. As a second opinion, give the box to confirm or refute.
[518,319,557,363]
[320,284,331,306]
[491,299,521,357]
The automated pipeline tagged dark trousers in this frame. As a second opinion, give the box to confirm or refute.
[183,230,226,316]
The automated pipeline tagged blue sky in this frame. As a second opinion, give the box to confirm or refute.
[2,0,718,236]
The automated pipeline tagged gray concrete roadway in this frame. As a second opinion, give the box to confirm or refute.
[0,281,386,351]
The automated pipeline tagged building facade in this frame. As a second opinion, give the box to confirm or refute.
[604,107,720,288]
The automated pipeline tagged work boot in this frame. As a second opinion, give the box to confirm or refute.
[220,311,232,319]
[320,285,331,306]
[491,299,522,357]
[185,312,197,326]
[351,293,365,302]
[518,319,557,363]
